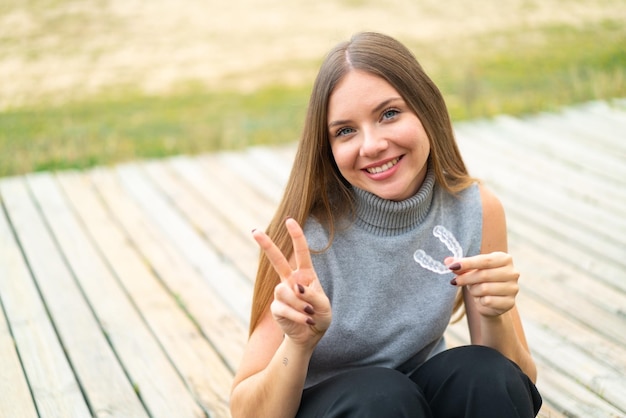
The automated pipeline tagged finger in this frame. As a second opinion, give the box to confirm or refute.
[472,295,516,316]
[295,281,329,310]
[252,228,293,280]
[457,268,520,288]
[291,282,332,334]
[448,252,512,273]
[451,255,519,286]
[274,282,316,316]
[465,281,519,299]
[270,299,313,326]
[272,283,317,325]
[285,218,313,270]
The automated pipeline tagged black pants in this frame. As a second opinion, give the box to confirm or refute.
[297,345,542,418]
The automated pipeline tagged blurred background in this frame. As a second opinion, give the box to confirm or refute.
[1,0,625,177]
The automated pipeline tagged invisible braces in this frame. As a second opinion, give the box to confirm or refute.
[413,225,463,274]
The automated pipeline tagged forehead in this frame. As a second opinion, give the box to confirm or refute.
[328,70,401,117]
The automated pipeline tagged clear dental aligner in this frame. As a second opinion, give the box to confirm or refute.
[433,225,463,259]
[413,225,463,274]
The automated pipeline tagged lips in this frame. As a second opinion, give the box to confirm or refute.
[365,157,401,174]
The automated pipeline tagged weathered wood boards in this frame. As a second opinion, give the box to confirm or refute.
[0,100,624,417]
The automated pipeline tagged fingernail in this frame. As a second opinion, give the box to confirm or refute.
[304,305,315,315]
[306,318,316,326]
[449,262,461,271]
[450,278,458,286]
[297,284,305,294]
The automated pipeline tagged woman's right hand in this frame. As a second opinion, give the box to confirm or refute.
[252,218,332,348]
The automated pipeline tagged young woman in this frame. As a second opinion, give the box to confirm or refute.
[230,32,542,417]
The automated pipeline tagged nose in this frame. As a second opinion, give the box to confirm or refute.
[359,127,388,157]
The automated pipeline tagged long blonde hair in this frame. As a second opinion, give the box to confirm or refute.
[249,32,473,334]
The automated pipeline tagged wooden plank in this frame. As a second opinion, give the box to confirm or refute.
[114,162,252,322]
[245,145,294,187]
[467,137,626,237]
[505,203,625,293]
[0,265,38,418]
[23,173,151,417]
[455,119,626,214]
[533,361,625,418]
[273,143,298,163]
[502,187,624,265]
[455,121,626,227]
[536,104,626,155]
[201,153,278,225]
[509,217,626,319]
[1,102,623,417]
[531,111,624,155]
[217,150,286,203]
[516,291,626,378]
[456,124,626,293]
[514,266,625,414]
[511,242,626,344]
[0,177,92,418]
[585,100,626,138]
[144,158,259,283]
[26,173,203,418]
[536,404,566,418]
[55,171,230,418]
[492,115,626,185]
[215,150,285,206]
[186,154,275,234]
[524,319,626,414]
[88,167,248,373]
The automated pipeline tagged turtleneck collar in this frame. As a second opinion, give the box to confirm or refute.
[352,168,436,236]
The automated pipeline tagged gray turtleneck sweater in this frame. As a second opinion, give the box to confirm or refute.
[302,169,483,388]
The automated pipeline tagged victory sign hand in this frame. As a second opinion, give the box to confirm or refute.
[252,218,332,348]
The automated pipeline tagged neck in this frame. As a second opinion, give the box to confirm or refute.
[352,168,436,236]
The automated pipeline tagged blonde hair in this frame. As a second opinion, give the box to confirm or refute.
[249,32,473,334]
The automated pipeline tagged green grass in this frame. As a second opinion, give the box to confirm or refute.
[430,20,626,119]
[1,20,625,177]
[0,86,309,176]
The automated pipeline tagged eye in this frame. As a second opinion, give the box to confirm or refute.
[335,126,356,137]
[381,108,400,121]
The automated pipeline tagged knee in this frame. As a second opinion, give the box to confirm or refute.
[333,367,429,417]
[453,345,524,386]
[428,345,520,389]
[354,367,420,402]
[415,346,541,417]
[417,345,532,394]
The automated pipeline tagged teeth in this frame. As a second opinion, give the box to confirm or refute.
[366,158,399,174]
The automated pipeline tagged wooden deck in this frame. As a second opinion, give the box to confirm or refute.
[1,100,625,418]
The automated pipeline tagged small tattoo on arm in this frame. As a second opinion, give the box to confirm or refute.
[282,357,289,366]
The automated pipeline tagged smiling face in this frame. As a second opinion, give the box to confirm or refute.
[327,70,431,201]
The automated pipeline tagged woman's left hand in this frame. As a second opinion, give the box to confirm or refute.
[446,252,520,317]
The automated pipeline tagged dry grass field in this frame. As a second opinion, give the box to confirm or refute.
[2,0,625,109]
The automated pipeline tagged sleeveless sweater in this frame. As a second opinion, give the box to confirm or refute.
[302,168,483,388]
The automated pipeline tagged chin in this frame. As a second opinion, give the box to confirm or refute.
[374,190,409,201]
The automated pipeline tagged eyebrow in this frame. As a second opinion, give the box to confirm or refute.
[327,97,404,129]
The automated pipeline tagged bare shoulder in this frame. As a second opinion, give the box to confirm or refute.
[477,184,508,253]
[478,183,504,220]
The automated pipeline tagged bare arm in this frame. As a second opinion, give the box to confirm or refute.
[451,185,537,382]
[230,219,332,417]
[230,312,315,418]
